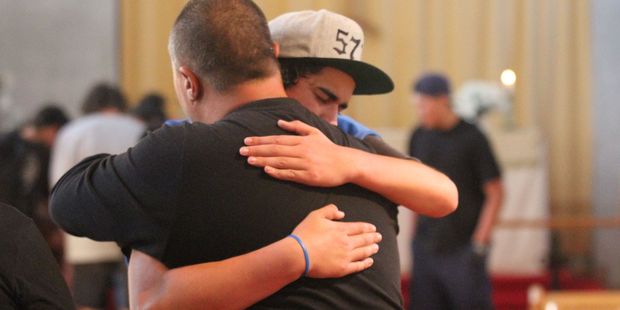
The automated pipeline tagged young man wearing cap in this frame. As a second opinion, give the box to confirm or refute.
[408,73,503,310]
[239,9,455,213]
[270,9,402,158]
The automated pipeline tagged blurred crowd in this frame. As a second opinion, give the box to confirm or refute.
[0,83,167,309]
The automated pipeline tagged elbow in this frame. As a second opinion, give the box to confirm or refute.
[49,190,90,238]
[427,178,459,218]
[136,291,169,310]
[48,191,69,232]
[442,181,459,216]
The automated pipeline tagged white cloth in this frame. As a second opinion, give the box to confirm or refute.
[50,113,145,264]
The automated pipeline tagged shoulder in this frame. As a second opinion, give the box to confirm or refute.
[411,126,426,137]
[456,120,488,141]
[138,123,189,148]
[409,126,432,144]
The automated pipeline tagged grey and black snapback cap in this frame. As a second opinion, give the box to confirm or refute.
[269,9,394,95]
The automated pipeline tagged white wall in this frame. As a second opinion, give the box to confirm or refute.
[0,0,118,130]
[592,0,620,288]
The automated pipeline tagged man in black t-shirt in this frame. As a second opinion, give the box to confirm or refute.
[51,1,416,309]
[0,203,74,310]
[408,73,504,310]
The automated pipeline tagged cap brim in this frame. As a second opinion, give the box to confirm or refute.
[279,57,394,95]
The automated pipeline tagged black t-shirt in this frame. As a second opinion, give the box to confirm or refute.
[0,203,73,310]
[50,98,402,309]
[409,119,501,253]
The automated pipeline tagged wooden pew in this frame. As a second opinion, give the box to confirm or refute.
[528,284,620,310]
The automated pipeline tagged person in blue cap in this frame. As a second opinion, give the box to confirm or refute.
[408,72,504,310]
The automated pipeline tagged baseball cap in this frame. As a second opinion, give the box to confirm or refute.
[269,10,394,95]
[413,73,451,96]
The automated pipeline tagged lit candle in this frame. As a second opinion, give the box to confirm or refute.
[501,69,517,90]
[500,69,516,129]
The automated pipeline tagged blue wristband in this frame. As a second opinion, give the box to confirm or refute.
[288,234,310,277]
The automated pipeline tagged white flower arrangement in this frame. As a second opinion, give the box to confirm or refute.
[453,80,512,124]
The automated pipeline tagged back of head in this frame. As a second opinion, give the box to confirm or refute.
[169,0,278,92]
[413,73,451,97]
[33,105,69,129]
[81,83,128,115]
[132,93,167,131]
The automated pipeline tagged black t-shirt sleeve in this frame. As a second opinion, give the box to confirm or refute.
[472,130,501,183]
[49,126,185,259]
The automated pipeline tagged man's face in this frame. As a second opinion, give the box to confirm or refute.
[285,67,355,126]
[413,93,446,129]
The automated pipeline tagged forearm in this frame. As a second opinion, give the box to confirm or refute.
[133,237,304,310]
[345,147,458,217]
[473,179,503,245]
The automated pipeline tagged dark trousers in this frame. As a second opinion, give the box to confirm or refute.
[409,241,493,310]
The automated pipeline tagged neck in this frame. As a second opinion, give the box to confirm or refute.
[196,75,288,124]
[438,111,460,131]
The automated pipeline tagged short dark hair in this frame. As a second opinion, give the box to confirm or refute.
[132,93,167,131]
[278,58,325,89]
[169,0,278,92]
[413,73,451,96]
[81,83,128,115]
[33,105,69,129]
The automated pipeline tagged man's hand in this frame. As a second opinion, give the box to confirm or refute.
[240,120,355,187]
[291,204,381,278]
[127,204,380,310]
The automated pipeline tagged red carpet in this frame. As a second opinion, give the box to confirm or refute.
[401,270,604,309]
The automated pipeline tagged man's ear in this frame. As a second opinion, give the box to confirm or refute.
[178,66,203,102]
[272,42,280,58]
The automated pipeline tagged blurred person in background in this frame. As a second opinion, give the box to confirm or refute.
[131,93,168,133]
[0,105,69,264]
[50,83,144,310]
[0,105,69,218]
[408,73,503,310]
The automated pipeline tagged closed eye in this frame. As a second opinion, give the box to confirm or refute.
[317,87,339,102]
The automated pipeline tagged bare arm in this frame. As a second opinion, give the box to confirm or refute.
[130,205,381,310]
[471,178,503,246]
[240,120,458,218]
